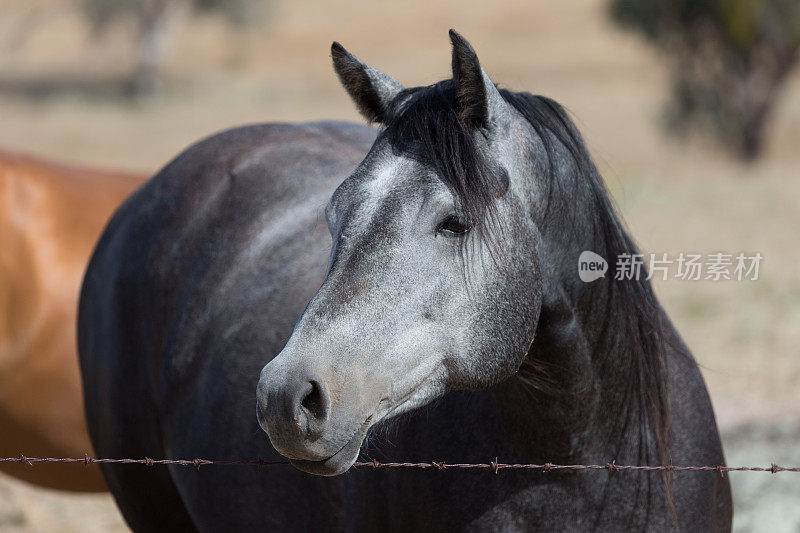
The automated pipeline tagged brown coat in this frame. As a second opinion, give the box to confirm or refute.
[0,151,145,491]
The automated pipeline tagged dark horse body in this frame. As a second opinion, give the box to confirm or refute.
[80,33,731,531]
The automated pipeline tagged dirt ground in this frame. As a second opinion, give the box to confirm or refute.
[0,0,798,530]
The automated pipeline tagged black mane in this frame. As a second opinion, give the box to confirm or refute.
[381,80,677,503]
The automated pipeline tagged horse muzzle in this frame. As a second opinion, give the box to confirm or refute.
[256,358,374,476]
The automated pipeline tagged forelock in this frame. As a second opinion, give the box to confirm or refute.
[380,80,506,238]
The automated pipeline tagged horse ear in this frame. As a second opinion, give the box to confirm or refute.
[449,29,509,130]
[331,42,405,124]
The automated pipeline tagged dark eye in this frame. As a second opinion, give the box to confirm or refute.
[438,215,471,236]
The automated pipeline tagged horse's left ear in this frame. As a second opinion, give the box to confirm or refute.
[331,42,405,124]
[449,30,510,131]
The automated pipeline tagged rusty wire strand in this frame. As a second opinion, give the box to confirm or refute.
[1,455,798,475]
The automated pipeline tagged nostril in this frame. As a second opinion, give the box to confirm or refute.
[300,380,327,423]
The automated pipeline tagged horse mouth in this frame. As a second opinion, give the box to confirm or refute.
[289,416,373,476]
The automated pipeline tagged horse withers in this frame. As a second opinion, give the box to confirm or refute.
[0,151,144,491]
[80,31,732,530]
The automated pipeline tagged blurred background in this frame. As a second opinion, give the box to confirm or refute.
[0,0,798,531]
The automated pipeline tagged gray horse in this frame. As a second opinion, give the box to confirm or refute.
[79,31,732,531]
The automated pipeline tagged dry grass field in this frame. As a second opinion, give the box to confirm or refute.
[0,0,798,530]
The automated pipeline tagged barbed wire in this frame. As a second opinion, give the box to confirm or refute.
[2,454,798,476]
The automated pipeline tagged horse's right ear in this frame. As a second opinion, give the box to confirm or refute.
[331,42,405,124]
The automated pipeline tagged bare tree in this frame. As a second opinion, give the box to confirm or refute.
[610,0,800,161]
[82,0,266,95]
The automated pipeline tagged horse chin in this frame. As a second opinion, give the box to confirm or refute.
[288,416,372,476]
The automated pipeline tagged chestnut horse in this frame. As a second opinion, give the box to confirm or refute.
[0,151,144,491]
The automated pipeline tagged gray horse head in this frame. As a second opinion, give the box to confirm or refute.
[256,31,548,476]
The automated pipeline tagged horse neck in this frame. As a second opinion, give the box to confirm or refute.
[494,181,665,465]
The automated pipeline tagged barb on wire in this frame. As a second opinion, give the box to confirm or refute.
[1,455,798,475]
